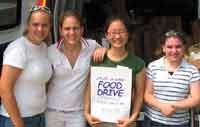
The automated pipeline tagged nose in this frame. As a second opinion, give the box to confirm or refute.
[69,29,76,34]
[37,25,44,32]
[113,33,121,38]
[171,47,178,53]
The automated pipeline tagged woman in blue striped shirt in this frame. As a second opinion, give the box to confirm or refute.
[144,30,200,127]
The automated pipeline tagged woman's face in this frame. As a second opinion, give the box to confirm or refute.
[162,36,185,63]
[26,11,50,44]
[106,20,128,49]
[60,16,83,45]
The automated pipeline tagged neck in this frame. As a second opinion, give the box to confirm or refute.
[63,41,81,52]
[26,35,41,45]
[107,47,128,61]
[164,58,182,71]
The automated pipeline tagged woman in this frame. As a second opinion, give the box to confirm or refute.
[84,15,145,127]
[46,10,106,127]
[144,30,200,127]
[0,5,52,127]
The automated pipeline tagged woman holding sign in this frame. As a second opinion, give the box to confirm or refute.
[144,30,200,127]
[84,15,145,127]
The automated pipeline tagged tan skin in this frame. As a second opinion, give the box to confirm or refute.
[59,15,83,67]
[84,20,145,127]
[0,10,51,127]
[59,15,106,67]
[144,36,200,117]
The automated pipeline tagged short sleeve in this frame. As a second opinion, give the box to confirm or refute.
[146,63,154,80]
[3,42,27,69]
[135,58,145,74]
[190,66,200,83]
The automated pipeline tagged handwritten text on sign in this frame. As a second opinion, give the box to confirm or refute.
[91,66,132,123]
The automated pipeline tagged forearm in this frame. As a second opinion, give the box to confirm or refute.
[83,83,91,116]
[1,92,24,127]
[172,96,200,109]
[129,95,143,123]
[144,93,163,110]
[173,81,200,109]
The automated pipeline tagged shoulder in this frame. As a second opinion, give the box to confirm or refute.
[48,44,60,61]
[48,43,57,52]
[4,37,27,56]
[3,37,28,68]
[85,38,101,49]
[182,59,199,72]
[147,57,163,68]
[128,53,145,66]
[125,53,145,73]
[7,36,26,48]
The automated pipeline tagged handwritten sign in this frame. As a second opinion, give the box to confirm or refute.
[90,66,132,123]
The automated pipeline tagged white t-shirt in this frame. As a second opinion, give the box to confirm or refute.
[0,36,52,117]
[47,39,100,111]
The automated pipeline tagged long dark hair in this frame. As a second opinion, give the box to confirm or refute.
[104,15,130,34]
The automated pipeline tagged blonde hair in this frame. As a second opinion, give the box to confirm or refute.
[23,8,52,44]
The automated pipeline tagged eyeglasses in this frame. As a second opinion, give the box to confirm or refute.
[165,30,183,38]
[30,5,51,15]
[107,30,127,36]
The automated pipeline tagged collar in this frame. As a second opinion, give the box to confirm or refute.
[56,37,89,49]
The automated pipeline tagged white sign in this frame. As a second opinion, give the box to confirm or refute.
[90,66,132,123]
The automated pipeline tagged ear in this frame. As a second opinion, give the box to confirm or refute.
[162,44,166,53]
[105,32,111,40]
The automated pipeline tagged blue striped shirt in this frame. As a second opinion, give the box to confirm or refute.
[145,57,200,125]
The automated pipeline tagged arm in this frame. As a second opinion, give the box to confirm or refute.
[83,75,91,119]
[92,47,107,63]
[117,68,145,127]
[0,65,24,127]
[172,80,200,109]
[144,76,176,117]
[83,73,101,126]
[129,67,145,122]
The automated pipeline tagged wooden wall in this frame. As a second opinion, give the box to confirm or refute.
[127,16,200,63]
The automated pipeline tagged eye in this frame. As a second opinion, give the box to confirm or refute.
[64,26,80,31]
[32,23,39,27]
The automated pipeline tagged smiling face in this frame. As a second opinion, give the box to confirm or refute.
[162,36,185,63]
[106,20,128,49]
[26,11,51,44]
[59,15,83,45]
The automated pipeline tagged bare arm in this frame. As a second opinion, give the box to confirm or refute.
[92,48,107,63]
[172,80,200,109]
[129,67,145,123]
[117,67,145,127]
[144,78,163,109]
[0,65,24,127]
[83,73,101,126]
[83,75,91,118]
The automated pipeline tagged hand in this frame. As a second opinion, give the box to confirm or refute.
[116,118,131,127]
[92,48,107,63]
[85,113,101,126]
[159,103,176,117]
[14,121,25,127]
